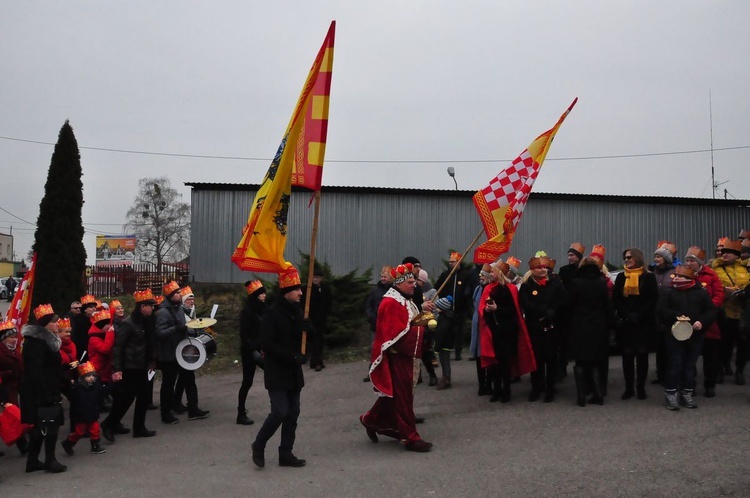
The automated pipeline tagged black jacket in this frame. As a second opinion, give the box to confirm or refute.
[113,311,155,372]
[20,325,64,424]
[657,284,716,333]
[71,313,91,361]
[239,297,265,352]
[613,271,659,350]
[565,264,615,362]
[70,376,115,424]
[261,296,306,391]
[155,300,188,362]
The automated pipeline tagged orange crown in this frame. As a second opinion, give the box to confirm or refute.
[245,280,264,295]
[674,265,695,279]
[163,281,180,296]
[80,294,97,306]
[590,244,606,261]
[110,300,123,310]
[134,288,156,303]
[34,303,55,320]
[278,266,301,289]
[91,309,111,324]
[181,285,194,297]
[77,361,96,376]
[0,320,16,333]
[569,243,586,257]
[717,237,729,248]
[506,256,521,271]
[155,295,164,305]
[57,317,72,330]
[449,251,462,262]
[390,263,415,284]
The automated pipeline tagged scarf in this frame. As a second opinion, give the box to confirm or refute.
[623,266,644,296]
[533,277,548,287]
[673,279,696,291]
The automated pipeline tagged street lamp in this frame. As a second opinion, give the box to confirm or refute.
[447,167,458,190]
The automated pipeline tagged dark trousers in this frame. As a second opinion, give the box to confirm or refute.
[621,351,649,391]
[160,362,198,418]
[702,338,722,389]
[665,331,705,392]
[309,327,325,369]
[254,390,301,454]
[106,369,150,431]
[654,326,668,381]
[721,317,748,372]
[238,349,258,410]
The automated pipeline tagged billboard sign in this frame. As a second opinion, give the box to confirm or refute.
[95,235,137,266]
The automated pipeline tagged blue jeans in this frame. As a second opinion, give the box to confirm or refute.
[665,331,705,391]
[254,390,301,454]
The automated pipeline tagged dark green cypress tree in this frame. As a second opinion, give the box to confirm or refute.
[32,120,87,315]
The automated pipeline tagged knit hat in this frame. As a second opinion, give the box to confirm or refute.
[435,295,453,311]
[402,256,420,265]
[417,269,429,283]
[181,285,195,303]
[568,243,585,260]
[684,246,706,266]
[278,266,302,294]
[721,240,742,257]
[654,241,676,265]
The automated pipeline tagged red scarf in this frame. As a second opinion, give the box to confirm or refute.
[673,279,696,291]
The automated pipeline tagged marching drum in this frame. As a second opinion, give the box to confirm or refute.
[176,333,217,370]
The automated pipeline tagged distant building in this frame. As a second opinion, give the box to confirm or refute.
[0,232,13,261]
[186,182,750,284]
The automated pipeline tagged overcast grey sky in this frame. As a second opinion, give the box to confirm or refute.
[2,1,749,264]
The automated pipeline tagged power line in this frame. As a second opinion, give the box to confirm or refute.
[2,134,749,164]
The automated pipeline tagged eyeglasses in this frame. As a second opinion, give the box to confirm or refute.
[623,256,633,260]
[413,264,422,268]
[71,307,81,311]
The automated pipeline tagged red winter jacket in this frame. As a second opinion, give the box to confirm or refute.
[88,324,115,383]
[695,266,724,340]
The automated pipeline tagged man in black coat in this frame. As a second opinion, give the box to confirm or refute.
[252,266,310,469]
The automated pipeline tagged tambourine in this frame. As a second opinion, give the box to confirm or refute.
[671,320,693,341]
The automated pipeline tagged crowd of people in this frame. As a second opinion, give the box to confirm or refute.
[359,230,750,451]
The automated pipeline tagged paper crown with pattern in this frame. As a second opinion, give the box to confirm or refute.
[505,256,521,272]
[568,243,586,259]
[390,263,415,284]
[0,320,16,333]
[449,251,462,262]
[528,257,545,269]
[278,266,301,290]
[34,303,55,320]
[674,265,695,279]
[134,288,157,304]
[110,300,123,310]
[722,239,743,255]
[77,361,96,376]
[684,246,706,264]
[57,317,71,330]
[163,281,180,297]
[80,294,97,306]
[590,244,606,261]
[245,280,264,295]
[716,237,729,248]
[181,285,194,297]
[91,309,111,324]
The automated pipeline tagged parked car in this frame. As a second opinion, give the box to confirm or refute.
[0,280,6,300]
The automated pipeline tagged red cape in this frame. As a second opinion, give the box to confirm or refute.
[478,282,536,376]
[368,288,422,398]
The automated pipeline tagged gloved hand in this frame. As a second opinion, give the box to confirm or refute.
[294,355,308,366]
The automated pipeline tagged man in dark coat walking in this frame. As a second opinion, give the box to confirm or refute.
[252,266,311,468]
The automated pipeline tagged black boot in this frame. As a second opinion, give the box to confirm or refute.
[279,450,306,467]
[61,439,75,456]
[43,429,67,473]
[621,354,635,399]
[90,439,106,454]
[16,435,28,455]
[237,408,254,425]
[589,368,604,405]
[25,431,44,473]
[573,365,587,407]
[636,353,649,400]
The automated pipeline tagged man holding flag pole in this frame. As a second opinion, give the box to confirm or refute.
[231,21,335,469]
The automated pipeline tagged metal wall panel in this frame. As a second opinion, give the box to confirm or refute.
[189,185,750,284]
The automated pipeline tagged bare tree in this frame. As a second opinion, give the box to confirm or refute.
[124,177,190,270]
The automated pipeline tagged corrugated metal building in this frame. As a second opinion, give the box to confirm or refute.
[187,182,750,284]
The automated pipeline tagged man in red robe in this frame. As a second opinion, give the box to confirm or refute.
[360,263,433,452]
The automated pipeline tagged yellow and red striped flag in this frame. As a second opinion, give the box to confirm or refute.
[473,98,577,264]
[232,21,335,273]
[6,252,37,333]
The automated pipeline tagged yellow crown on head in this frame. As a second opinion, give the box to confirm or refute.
[134,288,156,303]
[163,281,180,297]
[181,285,194,297]
[110,300,122,310]
[91,309,111,324]
[77,361,96,377]
[0,320,16,333]
[80,294,97,306]
[278,267,301,289]
[34,303,55,320]
[590,244,606,261]
[245,280,264,295]
[449,251,462,262]
[57,317,71,330]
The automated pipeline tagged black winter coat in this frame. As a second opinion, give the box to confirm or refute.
[657,284,716,335]
[520,276,566,360]
[71,313,91,361]
[261,296,306,391]
[70,376,115,424]
[565,264,615,362]
[113,311,155,372]
[20,325,64,424]
[239,297,265,353]
[613,271,659,351]
[155,300,188,362]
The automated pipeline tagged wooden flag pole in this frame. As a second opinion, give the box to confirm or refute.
[431,228,485,300]
[301,190,323,354]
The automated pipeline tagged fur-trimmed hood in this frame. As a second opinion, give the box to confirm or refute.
[21,324,62,352]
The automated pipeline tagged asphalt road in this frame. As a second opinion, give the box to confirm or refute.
[2,343,750,497]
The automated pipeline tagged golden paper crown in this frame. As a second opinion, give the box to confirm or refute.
[685,246,706,263]
[278,266,301,289]
[717,237,729,248]
[34,303,55,320]
[674,265,695,279]
[390,263,415,284]
[568,243,586,257]
[155,295,164,305]
[110,300,123,310]
[181,285,194,297]
[449,251,462,262]
[722,239,743,254]
[547,259,557,270]
[0,320,16,333]
[134,288,156,303]
[528,257,545,270]
[77,361,96,376]
[80,294,97,306]
[57,317,71,330]
[163,281,180,296]
[506,256,521,270]
[590,244,606,261]
[245,280,264,295]
[91,309,111,324]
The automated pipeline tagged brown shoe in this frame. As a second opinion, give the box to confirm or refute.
[405,439,433,452]
[436,378,452,390]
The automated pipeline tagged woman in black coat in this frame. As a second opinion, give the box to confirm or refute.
[237,280,267,425]
[613,248,659,401]
[566,258,615,406]
[20,305,67,473]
